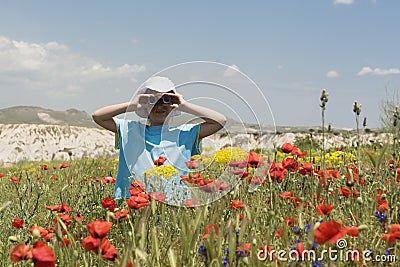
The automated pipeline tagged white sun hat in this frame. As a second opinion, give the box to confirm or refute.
[135,76,180,118]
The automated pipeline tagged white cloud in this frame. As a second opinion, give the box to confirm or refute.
[357,66,400,76]
[334,0,354,5]
[223,64,240,77]
[0,36,145,97]
[326,70,339,78]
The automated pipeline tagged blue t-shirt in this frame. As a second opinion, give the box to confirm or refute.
[114,118,201,205]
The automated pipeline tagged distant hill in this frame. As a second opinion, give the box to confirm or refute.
[0,106,276,132]
[0,106,372,134]
[0,106,98,128]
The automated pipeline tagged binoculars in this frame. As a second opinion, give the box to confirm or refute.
[148,95,172,105]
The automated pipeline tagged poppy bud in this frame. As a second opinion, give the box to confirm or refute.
[32,228,41,239]
[356,197,363,204]
[363,117,367,127]
[357,225,368,231]
[269,211,275,216]
[8,236,19,242]
[313,222,321,231]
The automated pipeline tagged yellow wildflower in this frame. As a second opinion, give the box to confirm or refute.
[213,147,247,164]
[143,165,179,179]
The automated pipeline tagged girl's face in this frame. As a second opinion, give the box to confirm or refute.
[145,89,174,126]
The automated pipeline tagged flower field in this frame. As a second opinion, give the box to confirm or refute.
[1,94,400,266]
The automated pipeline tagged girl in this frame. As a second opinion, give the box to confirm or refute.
[92,76,227,205]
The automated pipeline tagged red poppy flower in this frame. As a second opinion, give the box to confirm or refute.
[0,173,5,178]
[11,176,19,184]
[218,182,230,191]
[376,194,389,211]
[298,162,313,176]
[282,158,299,171]
[291,146,307,158]
[246,151,262,167]
[129,187,144,196]
[345,226,359,237]
[148,192,167,202]
[86,221,112,238]
[101,197,116,212]
[82,235,100,252]
[232,169,249,179]
[382,234,396,245]
[41,165,49,170]
[60,238,70,247]
[102,176,116,184]
[185,158,200,169]
[338,187,360,198]
[12,218,24,228]
[229,200,245,210]
[314,220,345,244]
[130,179,145,189]
[75,214,84,221]
[296,242,305,257]
[184,199,201,208]
[60,202,72,212]
[377,201,389,211]
[269,162,287,182]
[46,202,72,213]
[275,229,283,238]
[153,156,167,166]
[54,214,72,226]
[10,244,32,262]
[277,191,294,200]
[247,176,264,185]
[101,239,118,261]
[382,224,400,244]
[284,216,297,226]
[281,143,294,153]
[114,209,130,219]
[32,241,56,267]
[202,224,219,239]
[59,162,69,169]
[228,161,241,167]
[126,195,150,209]
[198,180,228,192]
[28,226,49,238]
[316,204,335,215]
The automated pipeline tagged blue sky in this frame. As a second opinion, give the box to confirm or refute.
[0,0,399,128]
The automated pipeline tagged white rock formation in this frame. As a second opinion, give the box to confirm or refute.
[0,123,390,166]
[0,124,116,166]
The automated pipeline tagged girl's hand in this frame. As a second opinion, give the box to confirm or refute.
[128,94,153,112]
[163,93,185,109]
